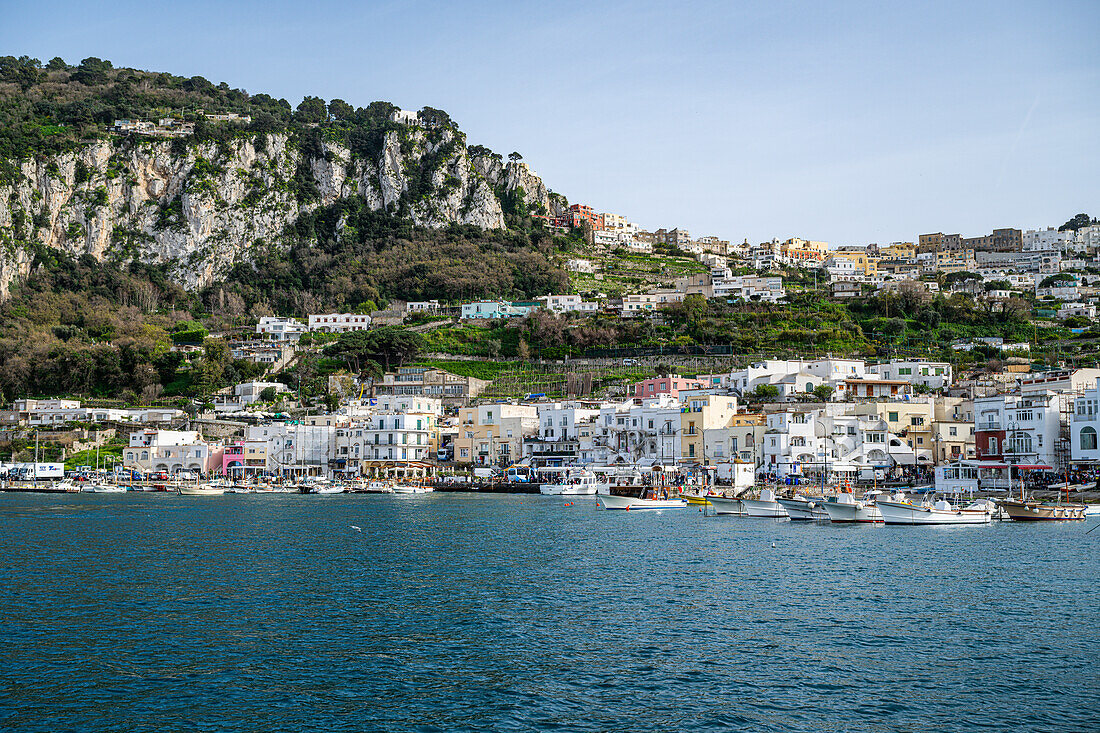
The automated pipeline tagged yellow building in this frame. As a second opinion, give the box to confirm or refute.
[830,250,879,276]
[881,242,916,260]
[454,403,537,466]
[853,401,934,456]
[934,249,976,273]
[680,395,739,464]
[780,238,830,264]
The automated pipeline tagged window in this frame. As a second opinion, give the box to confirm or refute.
[1083,427,1098,451]
[988,437,998,454]
[949,427,957,436]
[888,412,898,422]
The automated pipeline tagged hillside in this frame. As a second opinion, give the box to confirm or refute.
[0,55,569,304]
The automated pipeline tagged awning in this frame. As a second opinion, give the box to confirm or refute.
[1011,464,1053,470]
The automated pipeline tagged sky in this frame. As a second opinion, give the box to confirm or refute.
[3,0,1098,245]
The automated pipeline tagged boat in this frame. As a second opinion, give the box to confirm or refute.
[392,484,434,494]
[1085,504,1100,517]
[776,494,830,521]
[740,487,789,518]
[596,493,686,510]
[877,496,994,525]
[82,482,126,493]
[364,480,396,494]
[53,479,82,493]
[177,485,225,496]
[539,468,608,496]
[704,494,747,515]
[1001,499,1087,522]
[310,483,345,494]
[822,489,897,524]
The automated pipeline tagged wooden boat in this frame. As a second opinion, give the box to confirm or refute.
[1001,499,1086,522]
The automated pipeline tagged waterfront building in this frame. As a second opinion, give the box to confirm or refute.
[307,313,373,333]
[453,403,538,467]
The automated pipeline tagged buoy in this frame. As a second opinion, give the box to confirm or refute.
[771,542,776,548]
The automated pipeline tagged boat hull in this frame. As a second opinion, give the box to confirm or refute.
[822,498,882,523]
[741,498,789,518]
[776,497,829,521]
[877,500,991,525]
[177,486,225,496]
[705,495,746,515]
[1001,500,1086,521]
[392,486,433,494]
[597,494,686,511]
[540,484,599,496]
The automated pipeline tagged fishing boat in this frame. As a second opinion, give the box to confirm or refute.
[877,496,994,525]
[822,489,897,524]
[1000,499,1087,521]
[704,494,747,515]
[364,480,396,494]
[776,494,830,521]
[596,493,686,510]
[540,468,608,496]
[740,487,789,518]
[309,483,345,494]
[177,484,225,496]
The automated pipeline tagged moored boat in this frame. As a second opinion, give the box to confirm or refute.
[596,493,686,510]
[392,484,433,494]
[740,488,789,518]
[822,490,896,524]
[877,497,993,525]
[540,468,608,496]
[704,495,746,515]
[1000,499,1087,522]
[177,485,225,496]
[776,494,829,521]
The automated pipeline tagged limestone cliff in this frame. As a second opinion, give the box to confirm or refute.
[0,125,557,296]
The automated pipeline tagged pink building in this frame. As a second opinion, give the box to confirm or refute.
[634,376,705,399]
[222,442,245,476]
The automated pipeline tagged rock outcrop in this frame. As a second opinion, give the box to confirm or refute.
[0,124,556,296]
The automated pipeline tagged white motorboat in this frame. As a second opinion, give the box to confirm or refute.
[392,484,434,494]
[310,484,345,494]
[53,479,81,493]
[740,488,789,518]
[822,490,895,523]
[704,495,747,515]
[877,497,993,525]
[364,480,396,494]
[82,482,126,493]
[177,485,225,496]
[597,493,686,511]
[540,468,608,496]
[776,494,830,521]
[1085,504,1100,517]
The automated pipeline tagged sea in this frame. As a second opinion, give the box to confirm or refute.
[1,492,1098,732]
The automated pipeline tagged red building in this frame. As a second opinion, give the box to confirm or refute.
[568,204,605,231]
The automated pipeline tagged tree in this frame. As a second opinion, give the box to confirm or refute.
[1058,213,1097,232]
[71,57,112,85]
[295,96,328,124]
[327,98,354,121]
[751,384,780,402]
[508,151,523,162]
[324,327,424,374]
[1039,273,1075,288]
[812,384,834,402]
[45,57,67,70]
[259,386,278,402]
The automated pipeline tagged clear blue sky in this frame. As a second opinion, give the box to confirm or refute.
[4,0,1098,245]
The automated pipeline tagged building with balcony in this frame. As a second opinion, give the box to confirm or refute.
[1071,378,1100,465]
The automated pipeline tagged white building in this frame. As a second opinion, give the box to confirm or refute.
[123,430,220,475]
[247,423,337,475]
[539,294,599,313]
[867,360,953,390]
[256,316,307,341]
[308,313,372,333]
[1070,378,1100,465]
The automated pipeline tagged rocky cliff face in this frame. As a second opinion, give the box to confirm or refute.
[0,126,556,296]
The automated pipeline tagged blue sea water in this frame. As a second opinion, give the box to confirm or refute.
[0,492,1098,732]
